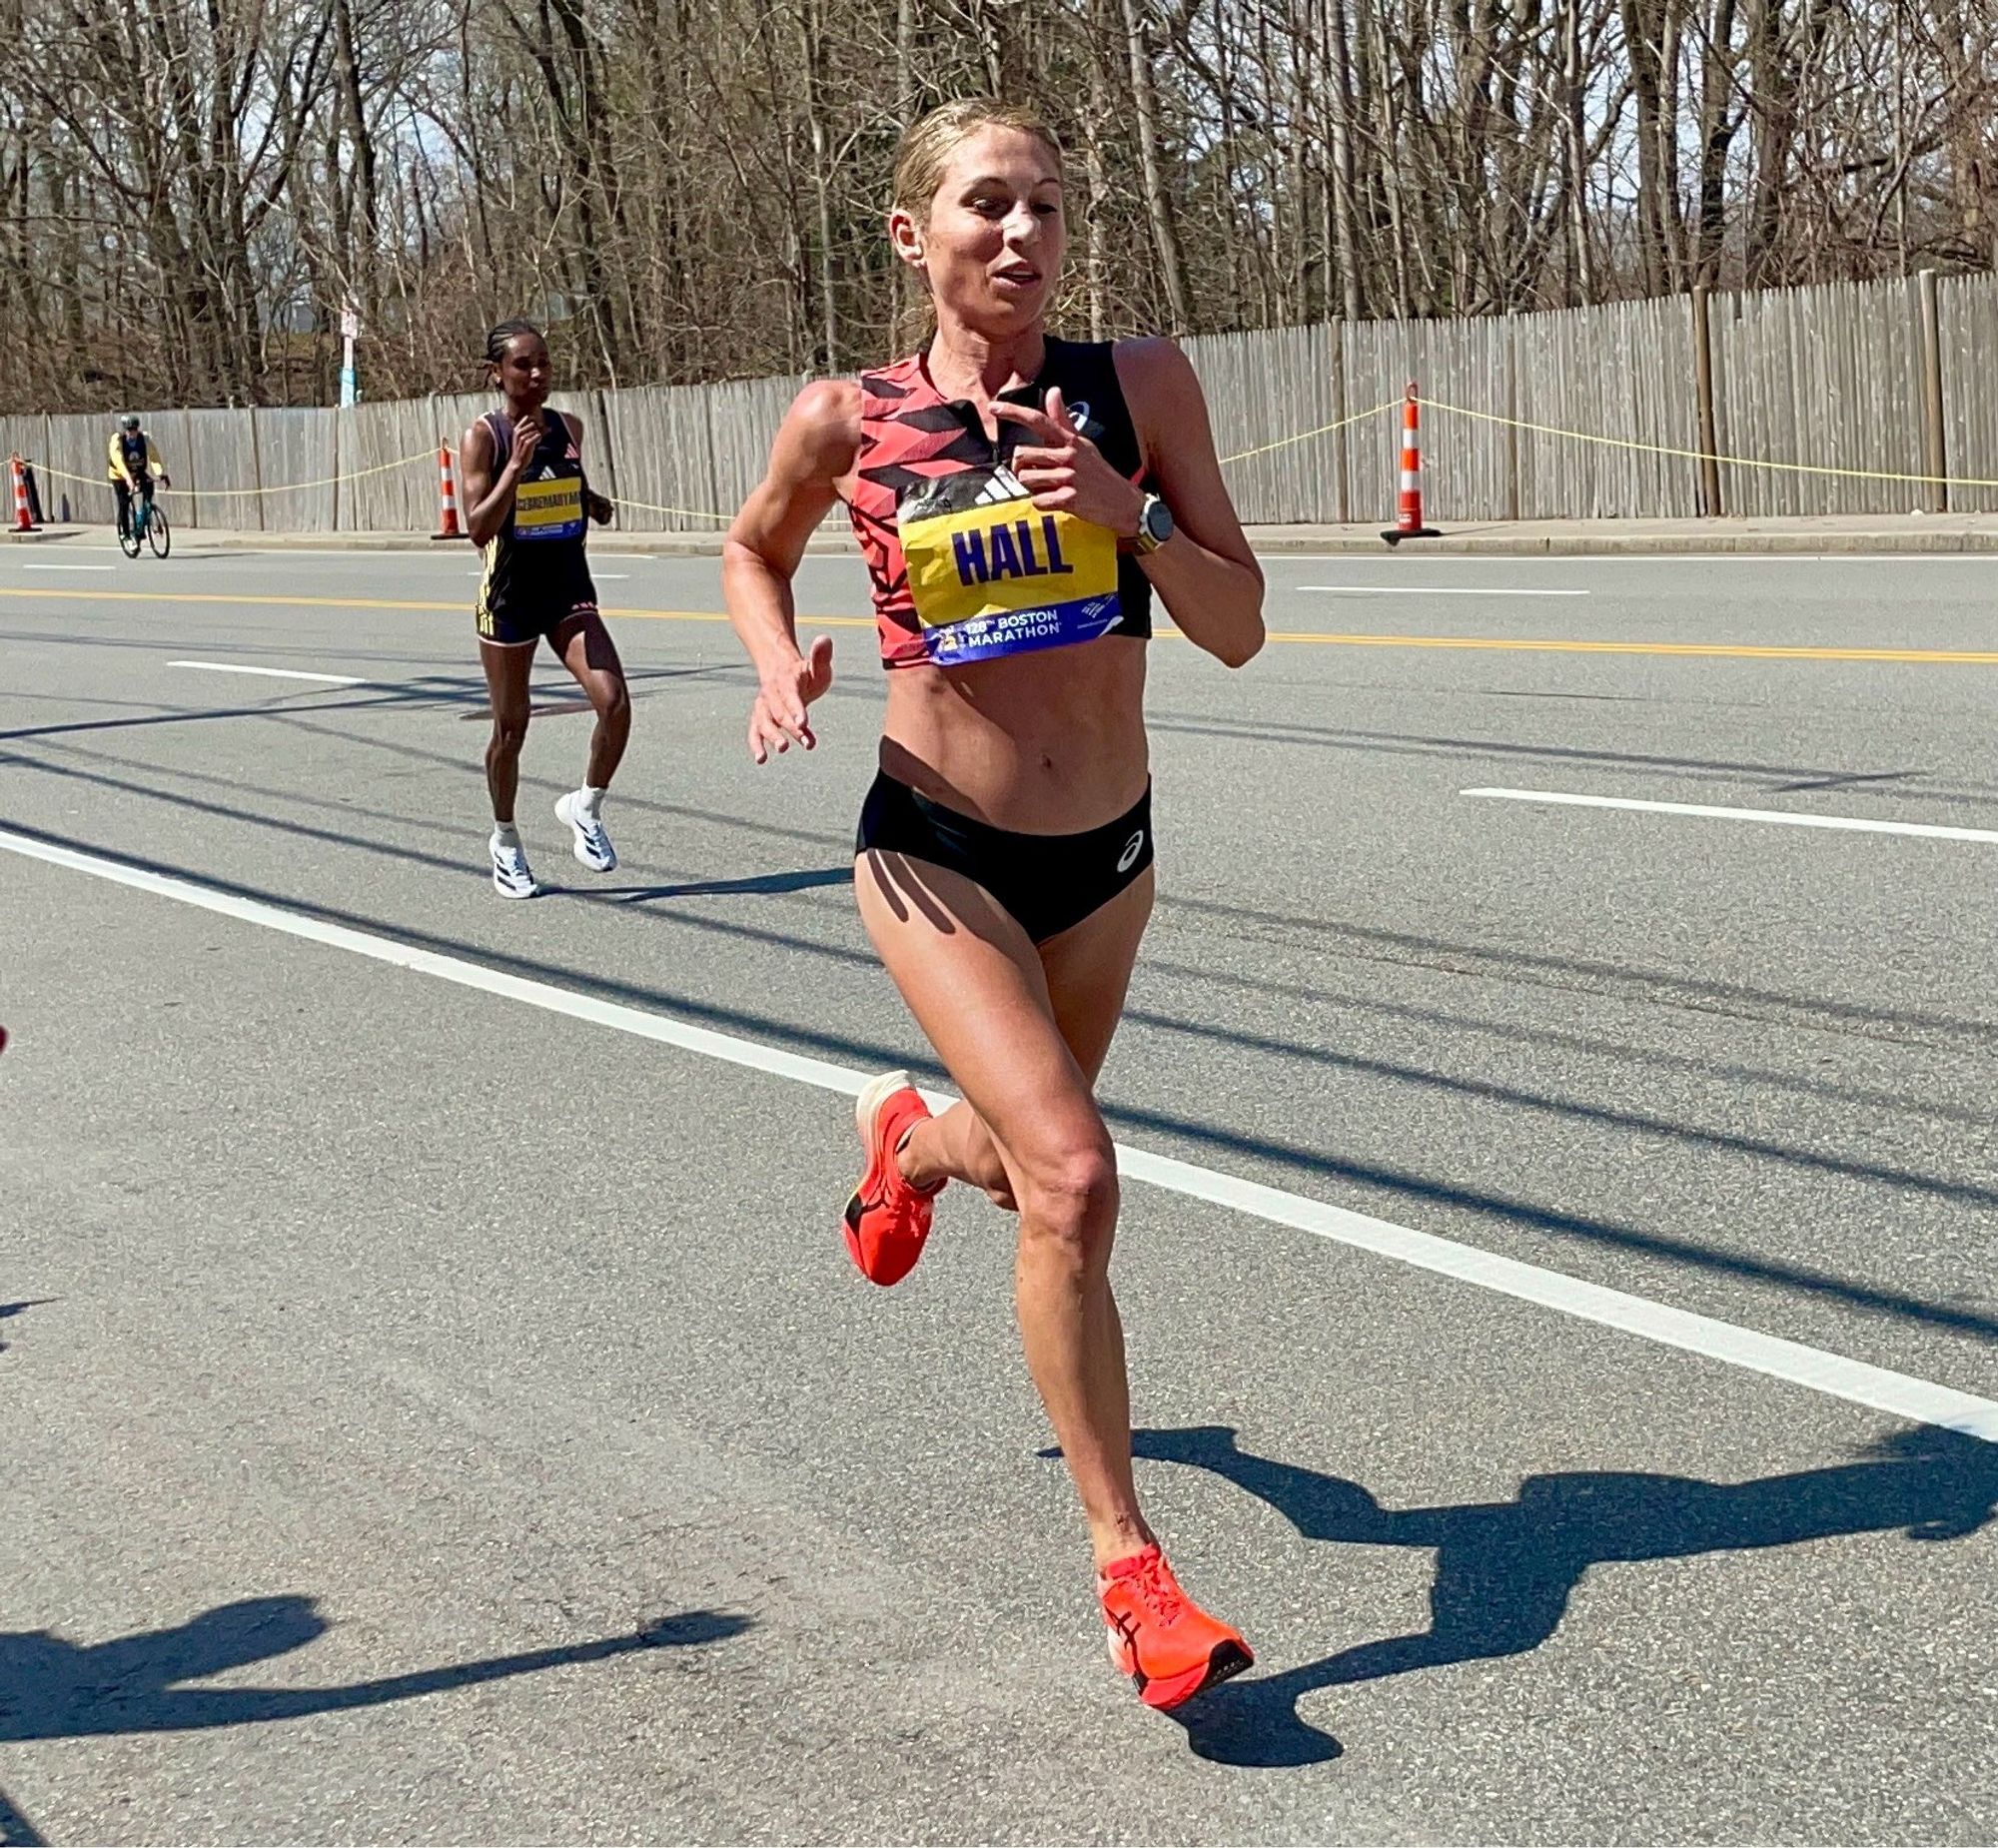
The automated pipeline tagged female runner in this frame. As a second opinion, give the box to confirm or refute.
[461,320,628,897]
[723,102,1266,1709]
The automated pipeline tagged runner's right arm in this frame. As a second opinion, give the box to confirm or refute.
[461,416,540,547]
[721,380,858,763]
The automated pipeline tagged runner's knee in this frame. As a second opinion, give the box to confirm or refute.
[1016,1137,1119,1263]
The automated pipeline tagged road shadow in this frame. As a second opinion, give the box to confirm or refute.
[572,867,853,904]
[0,1785,43,1847]
[1,815,1985,1350]
[0,1596,750,1740]
[0,1300,55,1356]
[1106,1424,1997,1767]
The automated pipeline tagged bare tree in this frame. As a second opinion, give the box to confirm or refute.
[0,0,1992,410]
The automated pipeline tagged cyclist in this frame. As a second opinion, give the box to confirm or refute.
[107,415,168,540]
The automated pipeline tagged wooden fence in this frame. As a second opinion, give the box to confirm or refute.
[15,272,1994,530]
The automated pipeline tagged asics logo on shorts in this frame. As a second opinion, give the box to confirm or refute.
[1117,830,1145,873]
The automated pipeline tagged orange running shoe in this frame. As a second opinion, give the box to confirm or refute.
[843,1070,944,1286]
[1098,1544,1254,1710]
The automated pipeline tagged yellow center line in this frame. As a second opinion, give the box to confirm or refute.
[0,586,474,614]
[1245,629,1998,663]
[2,586,1991,664]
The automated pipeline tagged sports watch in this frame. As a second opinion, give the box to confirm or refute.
[1132,491,1175,555]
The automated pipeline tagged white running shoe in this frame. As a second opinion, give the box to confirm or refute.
[554,791,617,872]
[491,832,539,899]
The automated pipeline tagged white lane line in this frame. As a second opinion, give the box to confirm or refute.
[2,824,1991,1444]
[1463,786,1998,846]
[20,562,116,571]
[168,660,368,686]
[1301,584,1590,597]
[1106,1144,1996,1441]
[190,547,474,559]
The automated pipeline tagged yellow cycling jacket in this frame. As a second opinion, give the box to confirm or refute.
[107,431,166,484]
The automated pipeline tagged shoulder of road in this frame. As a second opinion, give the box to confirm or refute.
[11,513,1998,557]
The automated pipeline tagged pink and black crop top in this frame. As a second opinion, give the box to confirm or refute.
[847,338,1155,669]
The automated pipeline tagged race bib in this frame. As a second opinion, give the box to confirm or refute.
[513,473,584,543]
[899,468,1122,666]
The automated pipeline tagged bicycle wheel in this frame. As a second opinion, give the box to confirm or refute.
[118,508,141,558]
[147,503,170,558]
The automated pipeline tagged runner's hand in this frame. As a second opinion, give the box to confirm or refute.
[506,416,541,477]
[587,490,614,524]
[992,388,1145,538]
[748,632,833,763]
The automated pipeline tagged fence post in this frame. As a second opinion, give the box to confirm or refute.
[167,410,197,532]
[247,407,267,533]
[589,388,622,514]
[1332,318,1350,525]
[1691,285,1723,517]
[330,402,343,533]
[701,383,723,538]
[1503,316,1520,522]
[1917,269,1947,515]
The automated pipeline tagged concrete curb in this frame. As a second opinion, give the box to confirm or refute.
[14,523,1998,558]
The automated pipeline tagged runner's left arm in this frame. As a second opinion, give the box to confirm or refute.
[1112,338,1265,668]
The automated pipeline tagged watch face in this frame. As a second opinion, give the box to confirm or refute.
[1144,497,1174,544]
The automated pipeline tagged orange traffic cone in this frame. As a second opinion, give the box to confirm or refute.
[1381,385,1440,544]
[432,443,463,540]
[10,455,36,533]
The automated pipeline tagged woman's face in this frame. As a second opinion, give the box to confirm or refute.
[494,334,551,407]
[895,126,1065,339]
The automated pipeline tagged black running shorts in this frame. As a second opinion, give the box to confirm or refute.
[855,771,1154,943]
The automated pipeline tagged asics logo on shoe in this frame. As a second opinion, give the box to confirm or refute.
[1117,830,1145,873]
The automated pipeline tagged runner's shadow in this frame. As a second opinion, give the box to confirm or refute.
[0,1596,750,1740]
[576,867,852,903]
[1115,1423,1996,1768]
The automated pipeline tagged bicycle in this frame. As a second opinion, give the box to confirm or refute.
[118,481,171,560]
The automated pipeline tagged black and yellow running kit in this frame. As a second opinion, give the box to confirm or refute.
[474,410,597,646]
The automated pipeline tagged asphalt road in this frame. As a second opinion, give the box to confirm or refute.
[2,537,1994,1844]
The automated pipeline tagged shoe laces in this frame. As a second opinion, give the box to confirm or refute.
[1126,1550,1187,1627]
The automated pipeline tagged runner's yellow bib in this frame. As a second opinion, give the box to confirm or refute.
[513,472,584,543]
[899,469,1122,666]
